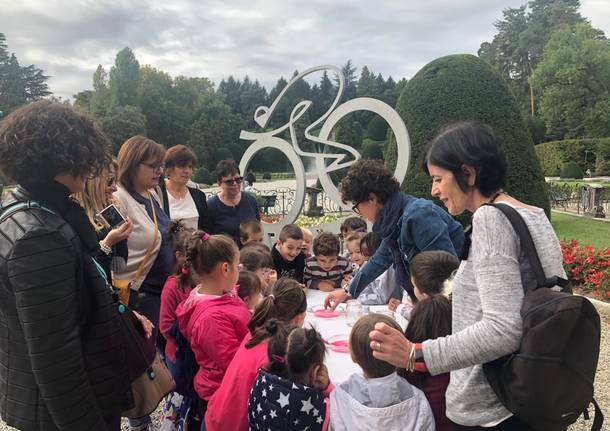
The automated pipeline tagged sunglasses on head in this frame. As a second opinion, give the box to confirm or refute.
[106,176,116,187]
[222,177,243,185]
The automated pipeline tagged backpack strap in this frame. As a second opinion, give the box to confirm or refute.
[0,200,56,224]
[589,397,604,431]
[484,203,570,292]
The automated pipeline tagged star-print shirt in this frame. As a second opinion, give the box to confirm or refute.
[248,369,332,431]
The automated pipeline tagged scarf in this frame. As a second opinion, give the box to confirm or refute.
[372,191,410,240]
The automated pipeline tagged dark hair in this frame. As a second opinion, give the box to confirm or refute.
[0,101,111,184]
[360,232,382,258]
[312,231,340,257]
[410,250,459,296]
[184,231,238,277]
[268,326,326,385]
[117,135,165,190]
[215,159,240,182]
[423,122,508,197]
[164,144,198,169]
[350,313,402,378]
[240,244,273,271]
[339,159,400,205]
[340,216,367,235]
[170,221,196,291]
[237,270,264,301]
[262,320,298,376]
[278,223,303,243]
[404,295,452,343]
[246,277,307,348]
[240,219,263,241]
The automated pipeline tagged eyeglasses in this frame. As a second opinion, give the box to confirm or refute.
[352,202,362,215]
[222,177,243,186]
[106,176,116,187]
[141,162,165,172]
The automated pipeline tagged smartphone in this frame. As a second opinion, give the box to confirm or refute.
[98,204,126,229]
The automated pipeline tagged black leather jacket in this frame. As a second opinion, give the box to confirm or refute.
[0,186,131,430]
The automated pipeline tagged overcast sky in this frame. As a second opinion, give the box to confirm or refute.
[2,0,609,100]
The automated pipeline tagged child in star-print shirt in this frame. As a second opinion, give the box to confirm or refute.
[248,324,333,431]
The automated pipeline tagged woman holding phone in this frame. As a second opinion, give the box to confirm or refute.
[74,159,133,281]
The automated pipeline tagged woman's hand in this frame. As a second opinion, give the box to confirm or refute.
[388,298,401,311]
[133,311,154,339]
[102,218,133,248]
[317,280,336,292]
[324,289,348,310]
[312,363,330,391]
[369,322,412,368]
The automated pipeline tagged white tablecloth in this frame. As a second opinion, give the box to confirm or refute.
[304,289,407,383]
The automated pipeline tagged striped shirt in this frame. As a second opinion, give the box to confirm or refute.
[303,255,352,289]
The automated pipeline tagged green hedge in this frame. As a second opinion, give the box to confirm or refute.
[387,54,549,215]
[560,162,584,179]
[535,138,610,176]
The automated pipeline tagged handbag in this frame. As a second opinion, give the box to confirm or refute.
[118,302,176,419]
[114,192,160,304]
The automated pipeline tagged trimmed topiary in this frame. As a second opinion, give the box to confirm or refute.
[361,141,384,160]
[366,116,389,141]
[560,162,584,179]
[386,54,549,215]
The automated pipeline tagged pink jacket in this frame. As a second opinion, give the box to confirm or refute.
[205,333,269,431]
[159,276,191,363]
[176,289,251,400]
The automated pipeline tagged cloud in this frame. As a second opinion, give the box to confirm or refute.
[0,0,606,99]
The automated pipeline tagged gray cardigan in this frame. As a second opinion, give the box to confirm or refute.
[422,203,566,427]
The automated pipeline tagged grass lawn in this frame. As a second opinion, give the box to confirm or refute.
[551,211,610,249]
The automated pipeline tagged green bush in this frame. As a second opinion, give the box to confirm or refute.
[534,138,610,176]
[366,116,389,141]
[526,116,546,145]
[361,141,384,160]
[387,54,549,215]
[262,172,272,180]
[193,166,213,185]
[560,162,584,179]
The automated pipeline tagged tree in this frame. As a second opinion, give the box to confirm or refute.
[387,54,549,217]
[338,60,358,102]
[90,65,110,116]
[98,105,147,155]
[109,47,140,107]
[367,115,389,141]
[336,119,363,150]
[361,141,384,160]
[73,90,93,112]
[531,22,610,139]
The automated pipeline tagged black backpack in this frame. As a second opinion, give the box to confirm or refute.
[168,319,199,399]
[482,203,603,431]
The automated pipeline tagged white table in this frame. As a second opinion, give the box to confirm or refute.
[304,289,407,383]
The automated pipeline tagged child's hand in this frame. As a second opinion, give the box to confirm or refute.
[388,298,401,312]
[312,364,330,391]
[317,280,335,292]
[297,283,308,295]
[269,270,278,283]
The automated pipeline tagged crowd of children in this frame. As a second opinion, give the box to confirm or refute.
[155,215,459,430]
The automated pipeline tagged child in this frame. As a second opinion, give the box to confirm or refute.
[159,220,195,371]
[339,216,367,255]
[205,278,308,431]
[176,231,252,408]
[304,232,352,292]
[349,232,402,305]
[272,223,305,282]
[240,242,277,294]
[301,227,314,258]
[330,314,435,431]
[345,232,365,269]
[397,250,459,431]
[249,324,332,431]
[236,270,264,311]
[240,218,264,245]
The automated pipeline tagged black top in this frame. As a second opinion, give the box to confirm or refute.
[271,245,305,283]
[158,179,210,232]
[206,192,260,245]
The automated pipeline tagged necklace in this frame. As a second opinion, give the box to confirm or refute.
[167,180,188,200]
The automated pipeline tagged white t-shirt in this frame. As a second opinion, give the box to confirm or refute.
[168,190,199,230]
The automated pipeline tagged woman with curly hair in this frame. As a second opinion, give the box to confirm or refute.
[325,159,464,309]
[0,101,143,430]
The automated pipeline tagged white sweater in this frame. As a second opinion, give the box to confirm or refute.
[112,186,162,290]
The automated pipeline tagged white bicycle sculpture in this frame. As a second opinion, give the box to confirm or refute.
[239,65,411,236]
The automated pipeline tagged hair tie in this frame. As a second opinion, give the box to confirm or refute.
[201,232,210,241]
[272,354,285,363]
[268,294,275,301]
[181,266,189,275]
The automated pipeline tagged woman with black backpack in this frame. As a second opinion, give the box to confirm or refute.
[368,122,582,431]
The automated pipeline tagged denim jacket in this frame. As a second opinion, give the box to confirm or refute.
[349,192,464,299]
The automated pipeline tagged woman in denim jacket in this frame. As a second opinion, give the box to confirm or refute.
[325,159,464,309]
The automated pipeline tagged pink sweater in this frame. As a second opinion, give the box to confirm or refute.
[205,333,269,431]
[159,275,191,363]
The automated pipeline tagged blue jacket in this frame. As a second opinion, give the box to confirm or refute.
[350,192,464,299]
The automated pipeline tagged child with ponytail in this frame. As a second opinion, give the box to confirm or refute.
[249,324,332,431]
[176,231,251,409]
[205,278,307,431]
[159,221,195,371]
